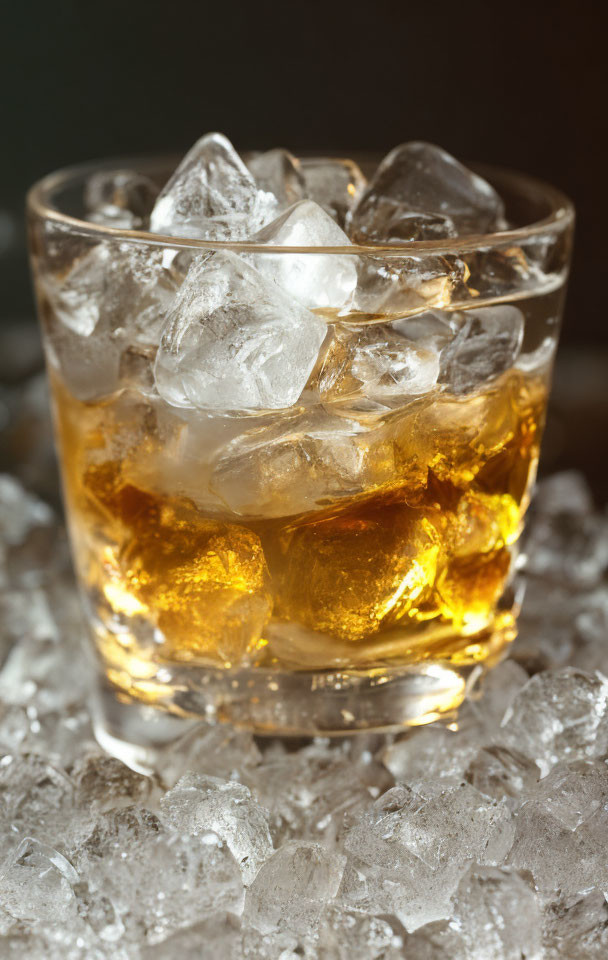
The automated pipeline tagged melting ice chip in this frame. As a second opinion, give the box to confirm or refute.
[347,141,505,243]
[246,148,306,207]
[150,132,277,240]
[154,251,327,412]
[440,304,525,394]
[254,200,358,310]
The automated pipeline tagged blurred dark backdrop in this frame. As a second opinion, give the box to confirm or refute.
[1,0,607,496]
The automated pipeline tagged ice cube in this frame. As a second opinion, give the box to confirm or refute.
[246,148,306,207]
[300,157,367,225]
[160,773,273,884]
[150,132,277,239]
[42,241,181,402]
[0,705,95,768]
[384,779,514,871]
[210,410,396,519]
[84,168,158,229]
[450,865,542,960]
[41,243,111,337]
[0,474,55,587]
[400,920,467,960]
[0,619,92,714]
[317,322,440,404]
[347,141,505,243]
[0,754,75,852]
[440,304,524,394]
[534,471,595,518]
[465,745,540,806]
[528,758,608,830]
[314,906,404,960]
[0,837,79,923]
[140,913,242,959]
[95,487,273,665]
[543,890,608,959]
[467,659,530,729]
[275,499,442,642]
[73,807,244,944]
[154,251,327,412]
[154,723,262,788]
[501,668,608,776]
[392,309,457,349]
[507,797,608,900]
[342,782,514,932]
[382,724,482,785]
[348,252,466,319]
[255,200,358,310]
[242,741,373,846]
[524,503,608,590]
[70,754,153,811]
[244,840,345,935]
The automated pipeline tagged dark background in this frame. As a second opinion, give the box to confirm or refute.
[1,0,607,496]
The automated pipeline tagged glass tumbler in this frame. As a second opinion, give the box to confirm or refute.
[27,158,573,766]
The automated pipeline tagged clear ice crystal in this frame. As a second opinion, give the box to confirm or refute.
[314,906,404,960]
[347,141,505,243]
[524,501,608,590]
[242,741,373,846]
[0,837,79,924]
[528,758,608,830]
[155,723,262,789]
[42,243,111,337]
[342,782,514,931]
[246,148,306,207]
[465,745,540,807]
[154,251,327,412]
[70,754,153,811]
[0,473,55,585]
[84,168,158,229]
[159,772,273,884]
[42,241,181,402]
[150,132,277,240]
[507,795,608,900]
[467,658,531,729]
[255,199,358,310]
[439,304,525,394]
[450,865,543,960]
[501,667,608,776]
[210,409,395,518]
[543,890,608,959]
[300,157,367,225]
[317,321,440,404]
[403,865,542,960]
[73,807,244,944]
[244,840,345,934]
[382,724,481,784]
[347,252,465,319]
[140,913,242,959]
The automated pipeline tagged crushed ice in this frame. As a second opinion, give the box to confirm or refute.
[1,464,608,957]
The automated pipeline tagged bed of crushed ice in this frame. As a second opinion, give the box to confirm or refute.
[1,460,607,959]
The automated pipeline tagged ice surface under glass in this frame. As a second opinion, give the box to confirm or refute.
[27,136,574,740]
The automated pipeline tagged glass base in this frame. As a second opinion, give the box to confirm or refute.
[92,658,494,772]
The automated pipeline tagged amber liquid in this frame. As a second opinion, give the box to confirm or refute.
[50,366,546,697]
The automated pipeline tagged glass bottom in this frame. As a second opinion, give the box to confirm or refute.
[92,623,512,772]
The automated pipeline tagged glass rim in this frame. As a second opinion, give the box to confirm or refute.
[27,154,575,257]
